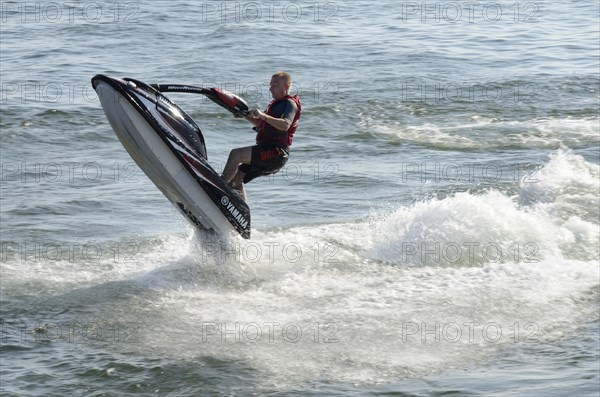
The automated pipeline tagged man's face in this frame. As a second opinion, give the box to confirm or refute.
[269,77,289,100]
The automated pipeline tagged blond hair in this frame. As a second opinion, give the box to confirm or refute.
[272,71,292,85]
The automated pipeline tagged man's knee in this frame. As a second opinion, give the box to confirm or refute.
[228,148,239,161]
[233,146,247,155]
[229,147,251,164]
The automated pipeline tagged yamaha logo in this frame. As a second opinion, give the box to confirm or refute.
[221,196,248,229]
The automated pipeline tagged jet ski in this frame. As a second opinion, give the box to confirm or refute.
[91,74,251,239]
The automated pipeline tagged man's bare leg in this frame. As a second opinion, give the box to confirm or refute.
[222,147,252,183]
[230,171,247,202]
[222,146,252,202]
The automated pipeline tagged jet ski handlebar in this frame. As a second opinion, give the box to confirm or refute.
[150,83,250,117]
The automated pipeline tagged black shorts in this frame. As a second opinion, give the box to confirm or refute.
[238,143,289,183]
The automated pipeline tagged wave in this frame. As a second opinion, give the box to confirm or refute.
[3,150,596,279]
[1,150,597,388]
[156,150,596,386]
[245,150,597,269]
[366,116,600,150]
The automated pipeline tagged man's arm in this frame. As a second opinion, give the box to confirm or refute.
[248,100,297,131]
[242,113,262,127]
[252,110,291,131]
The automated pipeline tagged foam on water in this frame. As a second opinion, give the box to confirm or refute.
[367,117,600,150]
[63,150,595,387]
[2,150,597,389]
[1,151,597,389]
[520,150,599,205]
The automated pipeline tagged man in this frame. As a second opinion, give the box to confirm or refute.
[222,71,301,201]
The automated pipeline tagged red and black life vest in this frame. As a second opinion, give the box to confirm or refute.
[256,94,301,148]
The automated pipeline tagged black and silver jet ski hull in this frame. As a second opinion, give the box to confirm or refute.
[92,75,250,239]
